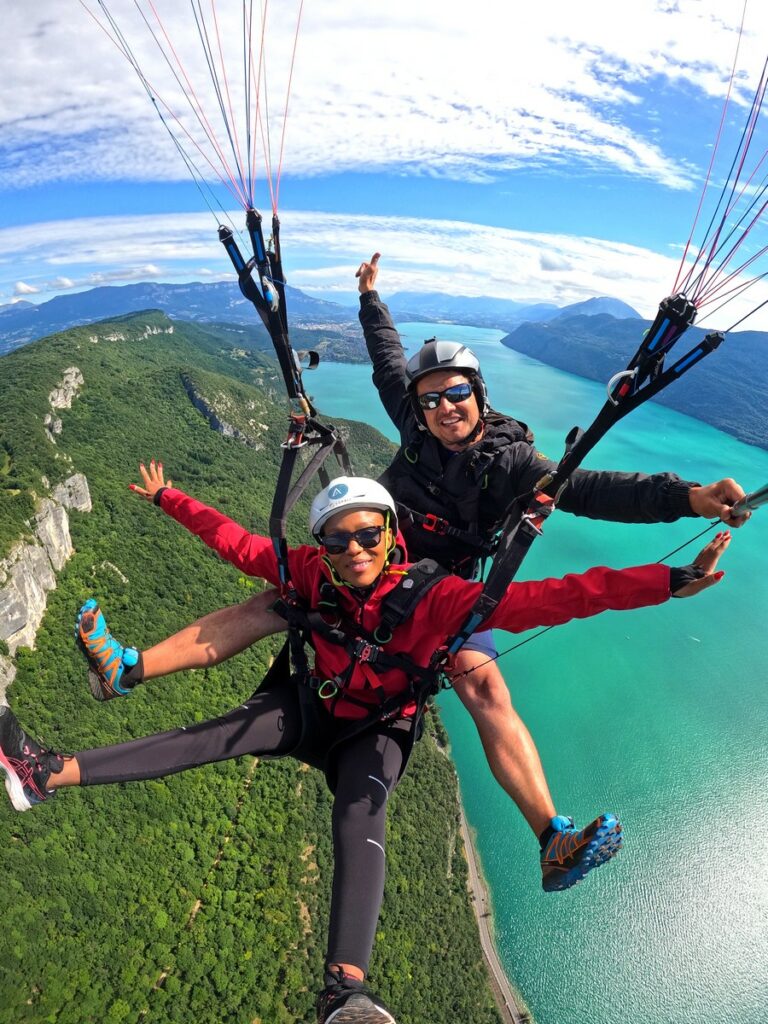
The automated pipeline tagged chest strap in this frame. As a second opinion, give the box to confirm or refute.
[273,559,452,718]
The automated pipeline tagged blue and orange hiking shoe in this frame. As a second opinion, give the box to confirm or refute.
[0,705,64,811]
[316,970,397,1023]
[540,813,623,892]
[75,599,140,701]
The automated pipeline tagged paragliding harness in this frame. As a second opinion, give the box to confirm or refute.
[266,557,452,785]
[435,295,726,664]
[219,208,345,456]
[220,210,451,781]
[219,208,354,575]
[388,413,532,576]
[406,509,489,548]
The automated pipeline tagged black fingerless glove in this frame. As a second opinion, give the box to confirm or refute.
[670,563,706,596]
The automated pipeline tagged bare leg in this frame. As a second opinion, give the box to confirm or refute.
[50,756,81,788]
[449,652,555,837]
[142,588,286,680]
[327,963,364,982]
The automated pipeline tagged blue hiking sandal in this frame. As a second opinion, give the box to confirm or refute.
[540,812,623,892]
[75,599,140,701]
[0,705,63,811]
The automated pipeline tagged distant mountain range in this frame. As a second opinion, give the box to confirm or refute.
[0,280,640,357]
[6,280,762,450]
[386,291,640,330]
[0,281,356,357]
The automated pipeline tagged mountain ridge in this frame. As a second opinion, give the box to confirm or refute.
[501,313,768,451]
[2,278,640,357]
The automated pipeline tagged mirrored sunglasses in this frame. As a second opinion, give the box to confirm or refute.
[322,525,385,555]
[416,382,473,411]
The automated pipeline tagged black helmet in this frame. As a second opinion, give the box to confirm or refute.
[405,338,489,423]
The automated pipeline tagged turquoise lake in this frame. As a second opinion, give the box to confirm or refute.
[307,321,768,1024]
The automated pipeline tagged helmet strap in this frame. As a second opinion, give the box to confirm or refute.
[459,416,485,446]
[383,510,396,567]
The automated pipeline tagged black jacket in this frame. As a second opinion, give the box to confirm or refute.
[359,291,697,576]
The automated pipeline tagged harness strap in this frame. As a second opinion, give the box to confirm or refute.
[402,507,496,553]
[271,559,450,725]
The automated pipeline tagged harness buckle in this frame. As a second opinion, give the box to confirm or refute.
[423,512,448,534]
[522,492,555,534]
[318,679,339,699]
[353,639,380,664]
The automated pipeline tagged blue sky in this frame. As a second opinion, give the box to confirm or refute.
[2,1,768,328]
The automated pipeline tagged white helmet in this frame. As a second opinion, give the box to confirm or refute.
[309,476,398,540]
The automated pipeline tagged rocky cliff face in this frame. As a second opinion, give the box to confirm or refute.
[0,653,15,703]
[0,473,91,704]
[0,475,91,655]
[88,323,174,345]
[1,361,94,705]
[49,366,84,410]
[45,366,84,445]
[181,373,267,450]
[0,539,58,654]
[52,473,92,513]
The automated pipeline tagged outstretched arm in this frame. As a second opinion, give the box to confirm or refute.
[130,460,282,585]
[430,533,730,639]
[497,443,749,528]
[493,531,729,631]
[356,254,415,435]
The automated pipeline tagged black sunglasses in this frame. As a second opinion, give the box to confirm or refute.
[416,382,473,411]
[322,525,385,555]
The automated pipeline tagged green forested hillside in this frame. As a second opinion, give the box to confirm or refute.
[0,312,502,1024]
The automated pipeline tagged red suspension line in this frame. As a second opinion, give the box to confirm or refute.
[694,197,768,305]
[678,60,768,302]
[698,262,768,319]
[248,0,273,210]
[696,238,768,308]
[80,0,249,207]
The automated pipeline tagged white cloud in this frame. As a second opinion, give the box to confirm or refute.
[2,208,764,330]
[14,281,39,295]
[2,1,767,192]
[540,253,574,273]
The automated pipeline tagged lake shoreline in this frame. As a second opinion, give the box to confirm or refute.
[457,797,534,1024]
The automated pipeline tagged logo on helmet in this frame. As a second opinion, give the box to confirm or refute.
[328,483,349,500]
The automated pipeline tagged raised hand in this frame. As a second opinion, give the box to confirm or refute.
[356,252,381,293]
[129,459,172,502]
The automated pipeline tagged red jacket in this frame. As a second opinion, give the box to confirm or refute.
[159,488,671,719]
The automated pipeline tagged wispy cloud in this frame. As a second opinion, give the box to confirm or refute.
[2,208,763,330]
[2,1,765,193]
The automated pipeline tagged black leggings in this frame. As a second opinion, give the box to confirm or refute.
[76,682,411,973]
